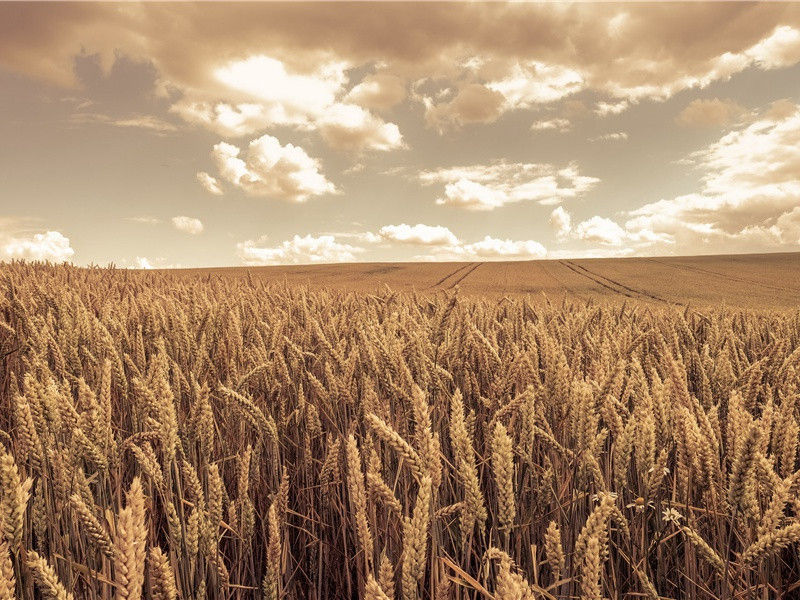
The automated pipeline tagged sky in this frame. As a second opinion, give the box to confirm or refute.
[1,2,800,268]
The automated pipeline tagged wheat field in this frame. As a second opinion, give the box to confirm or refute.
[1,261,799,599]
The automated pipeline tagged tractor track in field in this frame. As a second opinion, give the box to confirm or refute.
[427,262,474,289]
[647,258,800,294]
[448,262,482,289]
[561,260,680,306]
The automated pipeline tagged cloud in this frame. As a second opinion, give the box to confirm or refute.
[573,216,627,246]
[594,100,629,116]
[625,100,800,251]
[549,206,572,240]
[419,161,599,210]
[69,112,178,134]
[413,234,547,261]
[4,3,800,111]
[676,98,746,128]
[317,103,404,152]
[460,236,547,259]
[531,117,571,132]
[590,132,628,142]
[134,256,154,269]
[236,234,363,265]
[171,102,279,138]
[379,223,459,246]
[486,61,584,108]
[171,55,405,151]
[171,216,204,235]
[345,72,406,110]
[548,207,672,252]
[375,221,547,260]
[196,172,223,195]
[127,216,162,224]
[3,231,75,262]
[422,83,507,131]
[209,54,347,128]
[211,134,337,202]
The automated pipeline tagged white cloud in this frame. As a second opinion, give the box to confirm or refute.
[212,134,337,202]
[574,216,627,246]
[625,101,800,251]
[3,231,74,262]
[549,206,572,240]
[134,256,154,269]
[171,216,204,235]
[173,56,405,152]
[213,55,347,127]
[590,132,628,142]
[317,103,404,152]
[548,207,672,252]
[745,25,800,70]
[461,236,547,259]
[594,100,629,116]
[237,234,363,265]
[414,234,547,261]
[379,223,459,246]
[196,171,223,195]
[487,61,584,108]
[420,161,599,210]
[531,117,571,132]
[172,102,281,137]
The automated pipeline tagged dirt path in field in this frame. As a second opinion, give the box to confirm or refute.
[647,258,800,294]
[561,260,678,305]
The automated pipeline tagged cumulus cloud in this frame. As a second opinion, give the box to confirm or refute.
[171,216,204,235]
[237,234,363,265]
[345,73,406,110]
[419,161,599,210]
[676,98,746,127]
[379,223,459,246]
[3,231,75,262]
[317,103,404,152]
[414,235,548,261]
[211,134,337,202]
[548,207,672,252]
[171,55,405,151]
[460,236,547,259]
[196,171,223,195]
[209,55,347,129]
[574,216,628,246]
[626,100,800,250]
[549,206,572,240]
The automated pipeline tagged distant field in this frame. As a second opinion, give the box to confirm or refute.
[174,252,800,309]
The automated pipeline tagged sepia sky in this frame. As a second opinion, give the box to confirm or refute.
[1,2,800,267]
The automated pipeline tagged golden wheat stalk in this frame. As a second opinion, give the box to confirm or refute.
[114,477,147,600]
[27,550,74,600]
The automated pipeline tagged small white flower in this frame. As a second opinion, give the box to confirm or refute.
[662,508,683,524]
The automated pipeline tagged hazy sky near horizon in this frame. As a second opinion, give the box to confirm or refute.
[1,2,800,268]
